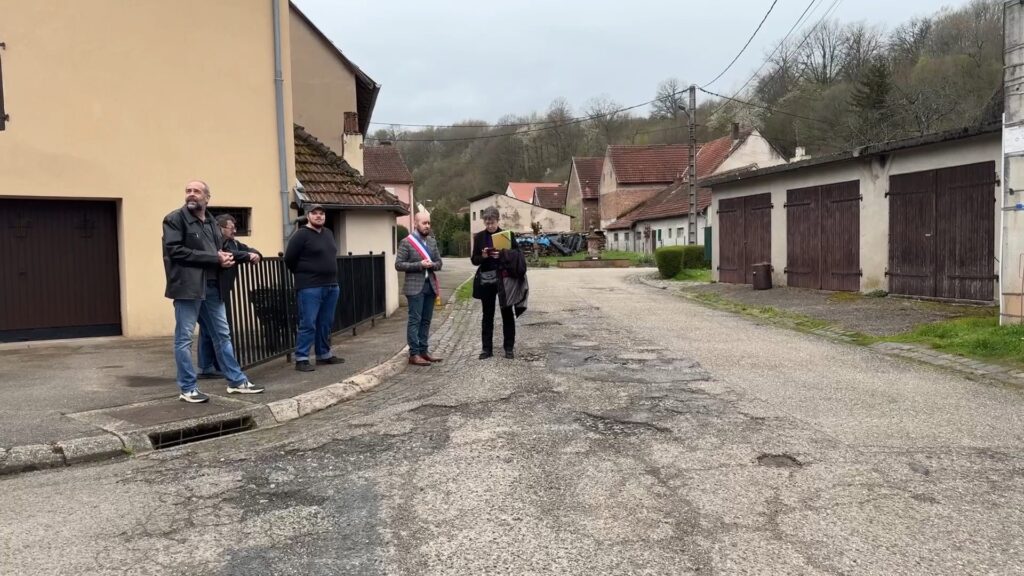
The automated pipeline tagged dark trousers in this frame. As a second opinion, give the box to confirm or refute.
[479,285,515,353]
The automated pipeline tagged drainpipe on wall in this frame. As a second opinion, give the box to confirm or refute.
[272,0,290,249]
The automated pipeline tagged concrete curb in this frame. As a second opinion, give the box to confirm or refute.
[0,284,474,478]
[0,346,410,477]
[636,273,1024,390]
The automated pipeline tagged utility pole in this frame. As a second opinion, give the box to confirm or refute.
[1001,1,1024,324]
[687,84,698,246]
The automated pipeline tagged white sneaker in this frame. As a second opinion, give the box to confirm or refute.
[227,381,265,394]
[179,389,210,403]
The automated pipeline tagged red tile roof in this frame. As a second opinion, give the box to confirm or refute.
[294,125,406,213]
[695,130,752,177]
[533,186,567,211]
[607,144,692,185]
[572,157,604,199]
[364,145,413,184]
[507,182,559,202]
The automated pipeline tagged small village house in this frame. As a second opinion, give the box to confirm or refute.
[701,123,1001,302]
[468,192,571,242]
[0,0,403,341]
[506,182,561,203]
[363,142,415,231]
[532,185,568,213]
[564,157,604,233]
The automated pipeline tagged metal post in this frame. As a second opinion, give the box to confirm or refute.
[687,84,698,246]
[1001,0,1024,324]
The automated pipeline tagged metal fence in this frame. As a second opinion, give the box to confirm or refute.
[226,253,387,368]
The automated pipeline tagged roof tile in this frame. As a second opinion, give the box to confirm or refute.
[572,157,605,199]
[364,145,414,184]
[294,125,405,212]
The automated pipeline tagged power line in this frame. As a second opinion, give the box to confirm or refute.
[698,87,832,125]
[701,0,781,88]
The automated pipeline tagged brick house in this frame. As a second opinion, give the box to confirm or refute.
[363,143,414,230]
[564,157,604,232]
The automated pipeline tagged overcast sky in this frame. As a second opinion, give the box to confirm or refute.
[293,0,971,128]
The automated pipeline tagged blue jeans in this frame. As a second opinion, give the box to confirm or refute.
[197,316,222,376]
[406,281,435,357]
[173,282,248,392]
[296,285,340,362]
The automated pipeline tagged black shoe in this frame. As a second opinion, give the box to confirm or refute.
[504,350,515,359]
[295,360,314,372]
[479,351,493,360]
[319,356,345,365]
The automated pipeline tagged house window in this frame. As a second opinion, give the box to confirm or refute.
[0,42,7,131]
[613,233,619,242]
[668,228,672,239]
[210,207,252,236]
[473,211,477,221]
[677,227,684,240]
[657,229,662,242]
[624,232,630,242]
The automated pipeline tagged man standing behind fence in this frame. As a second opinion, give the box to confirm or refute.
[197,213,262,379]
[396,212,443,366]
[284,204,345,372]
[162,180,264,403]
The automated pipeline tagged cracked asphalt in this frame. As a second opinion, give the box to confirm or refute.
[3,268,1024,575]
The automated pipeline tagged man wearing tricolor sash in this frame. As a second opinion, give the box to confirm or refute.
[395,212,444,366]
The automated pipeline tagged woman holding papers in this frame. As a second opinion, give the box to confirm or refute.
[471,206,517,359]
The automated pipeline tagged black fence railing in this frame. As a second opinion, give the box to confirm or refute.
[226,253,387,368]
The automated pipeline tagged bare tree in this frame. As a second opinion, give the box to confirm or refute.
[797,19,847,86]
[585,95,627,148]
[650,78,688,119]
[889,17,932,67]
[842,22,886,82]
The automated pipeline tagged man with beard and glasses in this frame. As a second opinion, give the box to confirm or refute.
[284,204,345,372]
[395,211,444,366]
[161,180,264,403]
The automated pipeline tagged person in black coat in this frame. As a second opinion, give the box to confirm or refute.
[471,206,517,359]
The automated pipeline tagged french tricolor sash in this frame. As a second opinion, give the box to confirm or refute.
[408,233,441,302]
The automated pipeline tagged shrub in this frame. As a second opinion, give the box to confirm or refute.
[655,246,684,278]
[681,245,709,269]
[396,225,409,243]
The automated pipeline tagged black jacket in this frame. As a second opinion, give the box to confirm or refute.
[218,238,260,302]
[162,207,224,300]
[471,228,517,299]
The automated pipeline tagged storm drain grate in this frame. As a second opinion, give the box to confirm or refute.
[149,416,255,450]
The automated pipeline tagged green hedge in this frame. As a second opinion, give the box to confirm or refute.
[655,246,684,278]
[656,245,709,278]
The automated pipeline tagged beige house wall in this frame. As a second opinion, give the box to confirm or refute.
[0,0,296,337]
[716,131,788,174]
[338,212,400,315]
[709,134,1001,297]
[289,12,364,173]
[565,166,584,229]
[469,196,571,239]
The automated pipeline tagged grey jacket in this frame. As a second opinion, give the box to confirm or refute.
[395,233,443,296]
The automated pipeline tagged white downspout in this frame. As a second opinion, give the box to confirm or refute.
[272,0,290,249]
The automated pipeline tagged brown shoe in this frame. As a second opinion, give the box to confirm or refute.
[422,353,443,363]
[408,355,431,366]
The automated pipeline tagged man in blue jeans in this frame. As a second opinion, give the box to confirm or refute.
[161,180,264,403]
[284,204,345,372]
[395,212,444,366]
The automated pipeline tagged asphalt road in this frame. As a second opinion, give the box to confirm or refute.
[2,268,1023,575]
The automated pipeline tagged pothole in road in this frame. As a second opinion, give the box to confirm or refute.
[756,453,803,468]
[523,320,563,327]
[576,411,670,437]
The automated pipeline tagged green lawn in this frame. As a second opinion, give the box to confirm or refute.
[876,315,1024,366]
[536,250,654,267]
[455,278,474,302]
[671,268,712,282]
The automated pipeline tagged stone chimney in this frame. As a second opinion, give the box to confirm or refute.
[792,146,810,161]
[343,112,360,135]
[731,122,740,141]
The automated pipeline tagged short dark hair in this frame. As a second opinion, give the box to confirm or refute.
[216,214,236,227]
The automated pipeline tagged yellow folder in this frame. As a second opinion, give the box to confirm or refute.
[491,230,512,250]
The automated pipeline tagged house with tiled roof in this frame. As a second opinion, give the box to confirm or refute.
[363,143,415,230]
[565,157,604,232]
[0,1,413,340]
[605,126,786,253]
[506,182,560,203]
[597,143,691,229]
[532,185,567,212]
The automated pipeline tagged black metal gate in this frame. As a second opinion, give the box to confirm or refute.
[888,161,996,301]
[227,253,387,368]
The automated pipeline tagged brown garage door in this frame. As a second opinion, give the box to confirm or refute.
[0,199,122,341]
[785,181,861,291]
[718,193,772,284]
[888,161,996,301]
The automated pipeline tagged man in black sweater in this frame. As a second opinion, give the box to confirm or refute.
[284,204,345,372]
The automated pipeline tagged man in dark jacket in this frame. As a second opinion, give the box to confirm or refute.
[196,213,261,379]
[284,204,345,372]
[162,180,264,403]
